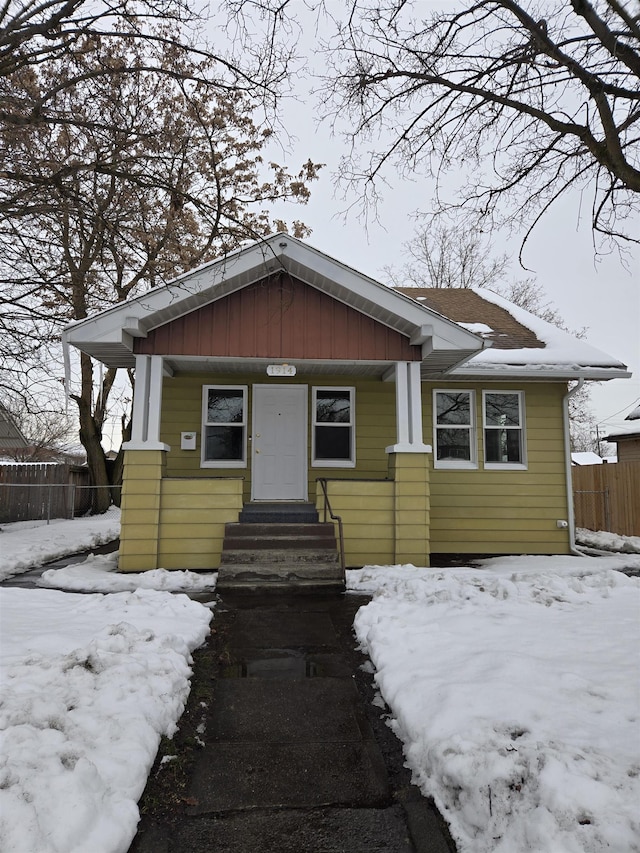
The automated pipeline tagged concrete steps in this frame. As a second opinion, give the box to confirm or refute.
[218,512,343,592]
[238,502,319,524]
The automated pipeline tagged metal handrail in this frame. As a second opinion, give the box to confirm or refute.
[317,478,346,578]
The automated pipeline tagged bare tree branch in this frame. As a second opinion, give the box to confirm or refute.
[311,0,640,249]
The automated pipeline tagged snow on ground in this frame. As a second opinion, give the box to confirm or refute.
[576,527,640,554]
[3,512,639,852]
[0,509,120,581]
[38,551,218,593]
[0,511,218,591]
[0,586,212,853]
[348,558,640,853]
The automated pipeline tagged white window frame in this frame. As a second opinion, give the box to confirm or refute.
[482,390,527,470]
[433,389,477,469]
[201,385,248,468]
[311,386,356,468]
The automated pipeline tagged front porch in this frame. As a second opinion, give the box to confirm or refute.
[117,449,431,573]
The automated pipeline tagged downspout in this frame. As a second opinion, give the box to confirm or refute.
[563,378,585,556]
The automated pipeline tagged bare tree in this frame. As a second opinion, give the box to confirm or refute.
[1,0,300,224]
[1,28,320,511]
[0,394,78,462]
[303,0,640,250]
[384,223,513,290]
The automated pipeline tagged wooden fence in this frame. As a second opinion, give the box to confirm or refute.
[572,461,640,537]
[0,463,92,523]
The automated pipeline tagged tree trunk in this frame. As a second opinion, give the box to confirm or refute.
[109,415,131,506]
[76,353,112,514]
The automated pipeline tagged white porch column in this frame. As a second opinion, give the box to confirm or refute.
[407,361,424,446]
[386,361,432,454]
[395,361,410,446]
[123,354,170,451]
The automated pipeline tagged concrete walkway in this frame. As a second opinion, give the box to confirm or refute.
[129,593,456,853]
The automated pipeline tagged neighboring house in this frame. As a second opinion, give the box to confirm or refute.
[605,433,640,463]
[0,405,29,457]
[64,234,630,575]
[604,404,640,463]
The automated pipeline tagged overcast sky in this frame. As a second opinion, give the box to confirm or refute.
[247,2,640,441]
[274,127,639,438]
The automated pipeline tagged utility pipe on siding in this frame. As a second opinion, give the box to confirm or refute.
[563,378,585,556]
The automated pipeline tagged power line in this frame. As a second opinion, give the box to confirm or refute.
[596,396,640,426]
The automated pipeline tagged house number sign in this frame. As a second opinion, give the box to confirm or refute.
[266,364,296,377]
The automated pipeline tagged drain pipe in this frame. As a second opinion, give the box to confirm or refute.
[563,378,585,556]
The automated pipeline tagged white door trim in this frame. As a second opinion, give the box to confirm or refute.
[251,384,308,501]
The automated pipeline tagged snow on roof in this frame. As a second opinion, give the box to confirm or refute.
[625,404,640,421]
[467,288,629,372]
[458,322,494,336]
[396,287,629,378]
[571,452,605,465]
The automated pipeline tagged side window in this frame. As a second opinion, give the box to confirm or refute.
[312,387,355,467]
[433,390,477,468]
[201,386,247,467]
[483,391,526,467]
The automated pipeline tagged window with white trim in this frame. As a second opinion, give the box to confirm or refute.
[433,390,477,468]
[483,391,526,467]
[201,385,247,467]
[312,387,355,467]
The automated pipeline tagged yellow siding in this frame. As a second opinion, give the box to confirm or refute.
[119,450,165,572]
[119,446,243,571]
[316,480,395,566]
[389,452,430,566]
[160,373,396,502]
[121,376,572,569]
[425,381,571,554]
[157,476,243,569]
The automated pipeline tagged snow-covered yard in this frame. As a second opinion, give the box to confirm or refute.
[0,587,212,853]
[0,509,121,581]
[1,514,639,853]
[0,514,216,853]
[349,559,640,853]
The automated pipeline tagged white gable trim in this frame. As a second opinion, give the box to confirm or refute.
[64,234,483,368]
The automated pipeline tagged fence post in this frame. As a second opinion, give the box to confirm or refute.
[70,483,77,519]
[47,484,52,525]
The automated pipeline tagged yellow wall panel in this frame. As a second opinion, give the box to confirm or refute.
[424,381,570,554]
[122,375,571,567]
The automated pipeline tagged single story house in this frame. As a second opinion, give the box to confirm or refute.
[605,431,640,463]
[0,404,28,457]
[604,403,640,463]
[64,234,630,582]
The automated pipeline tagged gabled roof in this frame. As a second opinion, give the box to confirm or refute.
[0,405,28,450]
[64,234,483,376]
[396,287,630,380]
[63,234,629,382]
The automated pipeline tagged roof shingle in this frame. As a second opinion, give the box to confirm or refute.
[394,288,545,350]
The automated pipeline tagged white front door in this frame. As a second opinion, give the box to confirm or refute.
[252,385,308,500]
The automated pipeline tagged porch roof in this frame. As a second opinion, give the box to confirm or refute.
[63,234,484,376]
